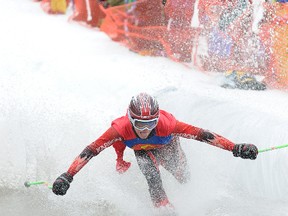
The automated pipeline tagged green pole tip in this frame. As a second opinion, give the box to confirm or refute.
[24,181,30,188]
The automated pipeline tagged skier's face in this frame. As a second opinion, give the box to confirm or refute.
[134,128,152,139]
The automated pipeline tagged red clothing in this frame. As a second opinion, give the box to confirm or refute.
[67,110,234,176]
[112,110,177,150]
[70,0,105,27]
[164,0,196,28]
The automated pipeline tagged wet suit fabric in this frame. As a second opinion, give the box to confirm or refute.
[66,110,235,205]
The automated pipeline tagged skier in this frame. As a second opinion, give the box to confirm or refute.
[52,92,258,208]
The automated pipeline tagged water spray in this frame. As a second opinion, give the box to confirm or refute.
[22,144,288,190]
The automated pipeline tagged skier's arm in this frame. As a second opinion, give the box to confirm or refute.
[113,141,131,173]
[172,120,235,151]
[67,126,123,176]
[52,126,122,195]
[113,141,126,161]
[173,120,258,159]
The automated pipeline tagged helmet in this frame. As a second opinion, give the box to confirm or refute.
[128,92,159,120]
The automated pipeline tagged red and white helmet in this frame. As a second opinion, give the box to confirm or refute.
[128,92,159,120]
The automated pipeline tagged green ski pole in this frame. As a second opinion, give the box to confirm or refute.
[259,143,288,153]
[24,181,52,189]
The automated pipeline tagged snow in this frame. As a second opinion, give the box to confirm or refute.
[1,1,288,216]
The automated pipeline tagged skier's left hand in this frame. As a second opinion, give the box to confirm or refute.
[233,143,258,160]
[116,159,131,174]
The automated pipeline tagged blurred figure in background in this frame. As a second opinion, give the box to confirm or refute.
[40,0,69,14]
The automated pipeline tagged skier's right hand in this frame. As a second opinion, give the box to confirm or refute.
[52,172,73,195]
[116,159,131,174]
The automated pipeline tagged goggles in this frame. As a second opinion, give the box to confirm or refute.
[128,112,159,131]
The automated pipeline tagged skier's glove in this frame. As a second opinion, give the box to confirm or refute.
[116,159,131,174]
[52,172,73,195]
[233,143,258,160]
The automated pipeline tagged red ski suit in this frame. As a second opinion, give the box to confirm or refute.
[66,110,235,206]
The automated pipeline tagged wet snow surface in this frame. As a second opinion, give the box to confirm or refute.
[1,1,288,215]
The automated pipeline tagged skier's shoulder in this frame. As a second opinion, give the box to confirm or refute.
[159,109,176,120]
[111,115,135,139]
[156,110,177,135]
[111,115,130,129]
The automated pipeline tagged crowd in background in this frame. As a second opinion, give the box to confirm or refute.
[34,0,287,90]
